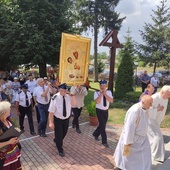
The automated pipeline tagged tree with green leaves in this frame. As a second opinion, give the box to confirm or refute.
[114,32,134,99]
[98,59,105,73]
[116,29,136,68]
[0,0,17,71]
[137,0,170,73]
[161,26,170,70]
[0,0,78,77]
[16,0,78,77]
[97,52,108,60]
[74,0,125,82]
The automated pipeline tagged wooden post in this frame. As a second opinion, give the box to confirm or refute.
[99,30,123,94]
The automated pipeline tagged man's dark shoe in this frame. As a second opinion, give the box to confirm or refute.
[93,134,100,141]
[31,132,36,135]
[72,124,75,129]
[38,130,41,136]
[76,129,81,134]
[41,134,47,137]
[59,152,65,157]
[102,143,109,148]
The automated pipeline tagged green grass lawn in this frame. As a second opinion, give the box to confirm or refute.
[83,82,170,128]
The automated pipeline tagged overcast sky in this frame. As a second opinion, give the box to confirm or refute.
[83,0,170,55]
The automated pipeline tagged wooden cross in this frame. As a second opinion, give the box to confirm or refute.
[99,30,123,94]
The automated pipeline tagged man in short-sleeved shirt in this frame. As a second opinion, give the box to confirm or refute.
[15,84,36,135]
[33,78,55,137]
[92,80,113,148]
[48,83,76,157]
[25,74,37,94]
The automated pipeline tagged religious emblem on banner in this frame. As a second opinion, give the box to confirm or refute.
[59,33,91,85]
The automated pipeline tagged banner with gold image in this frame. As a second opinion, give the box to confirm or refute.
[59,33,91,85]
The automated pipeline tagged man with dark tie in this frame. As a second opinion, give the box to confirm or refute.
[15,84,36,135]
[48,83,76,157]
[92,80,113,148]
[33,78,55,137]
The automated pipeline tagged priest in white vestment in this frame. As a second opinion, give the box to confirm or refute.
[148,85,170,162]
[113,95,153,170]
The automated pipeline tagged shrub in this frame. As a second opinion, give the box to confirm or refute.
[111,100,132,108]
[86,101,97,117]
[122,91,141,103]
[114,35,134,99]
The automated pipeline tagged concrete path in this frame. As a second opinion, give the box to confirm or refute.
[10,106,170,170]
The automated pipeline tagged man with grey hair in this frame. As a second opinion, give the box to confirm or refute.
[148,85,170,162]
[33,78,55,137]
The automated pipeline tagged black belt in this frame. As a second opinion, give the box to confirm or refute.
[19,105,31,108]
[54,116,69,121]
[37,102,49,105]
[96,108,108,112]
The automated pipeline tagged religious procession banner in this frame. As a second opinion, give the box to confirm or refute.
[59,33,91,85]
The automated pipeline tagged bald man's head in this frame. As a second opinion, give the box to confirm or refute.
[141,95,153,110]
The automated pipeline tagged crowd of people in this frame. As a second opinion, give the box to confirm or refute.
[0,72,57,169]
[0,71,90,168]
[135,70,170,89]
[0,69,170,169]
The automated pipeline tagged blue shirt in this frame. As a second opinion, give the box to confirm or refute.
[141,74,150,82]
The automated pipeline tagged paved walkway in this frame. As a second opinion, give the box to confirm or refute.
[10,106,170,170]
[20,123,120,170]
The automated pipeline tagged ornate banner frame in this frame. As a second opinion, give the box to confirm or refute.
[59,33,91,85]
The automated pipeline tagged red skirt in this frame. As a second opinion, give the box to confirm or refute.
[3,158,22,170]
[3,144,22,170]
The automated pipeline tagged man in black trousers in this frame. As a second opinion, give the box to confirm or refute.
[92,80,113,148]
[15,84,36,135]
[48,83,76,157]
[140,70,150,92]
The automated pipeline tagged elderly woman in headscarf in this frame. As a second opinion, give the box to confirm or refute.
[0,101,22,170]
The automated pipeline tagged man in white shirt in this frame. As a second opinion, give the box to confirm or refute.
[25,74,39,122]
[148,85,170,162]
[92,80,113,148]
[11,77,21,103]
[33,78,55,137]
[150,74,159,93]
[15,84,36,135]
[48,83,76,157]
[3,77,13,103]
[25,74,37,94]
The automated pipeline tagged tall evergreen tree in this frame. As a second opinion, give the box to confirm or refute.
[137,0,170,73]
[74,0,125,82]
[161,25,170,70]
[114,32,134,99]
